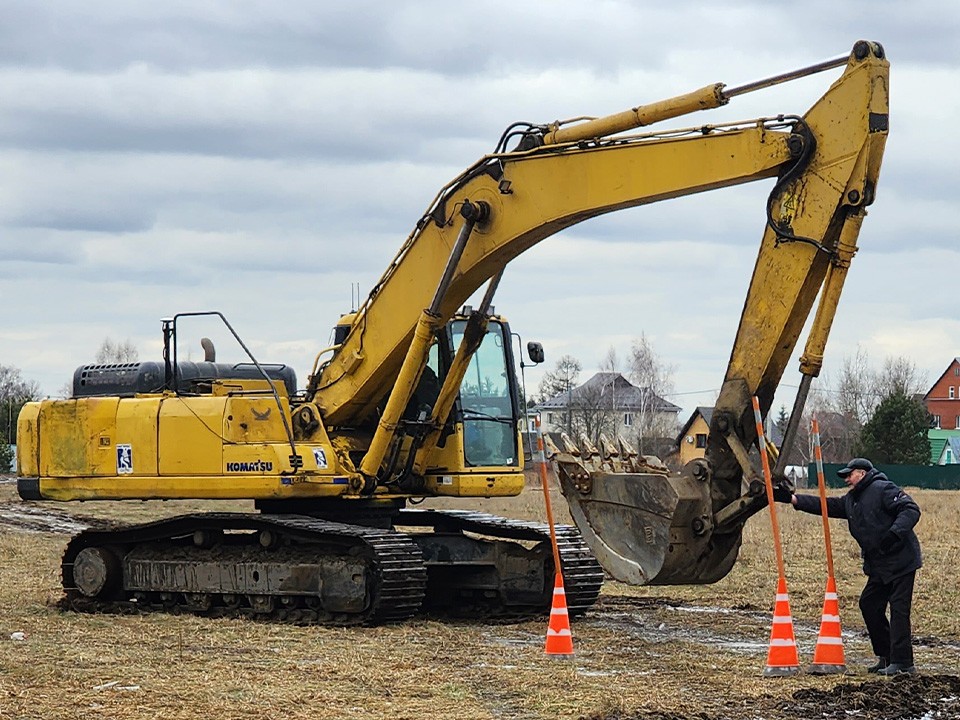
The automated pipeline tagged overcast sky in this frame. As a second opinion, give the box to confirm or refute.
[1,1,957,421]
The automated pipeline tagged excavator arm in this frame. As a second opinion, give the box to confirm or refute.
[550,43,888,584]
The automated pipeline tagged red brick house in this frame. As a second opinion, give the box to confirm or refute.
[924,358,960,430]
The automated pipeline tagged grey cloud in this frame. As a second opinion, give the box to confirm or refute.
[3,2,955,76]
[0,67,499,162]
[0,2,671,75]
[12,206,155,233]
[0,228,84,266]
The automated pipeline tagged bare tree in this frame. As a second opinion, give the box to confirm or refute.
[569,377,619,445]
[877,355,927,399]
[95,338,139,364]
[599,346,620,374]
[0,365,40,405]
[833,345,875,425]
[627,333,676,453]
[0,365,41,469]
[808,350,928,464]
[537,355,581,402]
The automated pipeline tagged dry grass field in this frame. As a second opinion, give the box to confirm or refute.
[1,476,959,720]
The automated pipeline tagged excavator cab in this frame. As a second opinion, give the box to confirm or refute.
[396,313,528,496]
[449,316,520,468]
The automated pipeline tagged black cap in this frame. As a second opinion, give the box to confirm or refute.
[837,457,873,478]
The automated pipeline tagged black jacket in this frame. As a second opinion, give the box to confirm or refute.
[794,469,922,582]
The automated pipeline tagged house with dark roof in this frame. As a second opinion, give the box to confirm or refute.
[534,372,681,451]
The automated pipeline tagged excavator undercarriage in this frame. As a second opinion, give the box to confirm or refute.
[61,509,603,624]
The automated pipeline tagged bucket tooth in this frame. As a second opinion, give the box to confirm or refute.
[638,455,670,474]
[599,433,618,457]
[559,432,581,457]
[598,433,620,471]
[542,433,562,459]
[617,435,639,472]
[578,435,601,470]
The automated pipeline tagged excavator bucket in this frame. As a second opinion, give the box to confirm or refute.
[548,434,744,586]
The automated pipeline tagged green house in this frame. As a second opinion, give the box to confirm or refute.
[929,428,960,464]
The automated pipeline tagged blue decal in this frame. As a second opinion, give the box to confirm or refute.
[117,444,133,475]
[313,448,328,469]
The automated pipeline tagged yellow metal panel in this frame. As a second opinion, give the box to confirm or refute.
[222,396,291,443]
[116,398,160,475]
[418,424,524,497]
[423,472,525,497]
[39,398,120,477]
[36,474,352,501]
[158,397,224,475]
[211,378,288,397]
[15,402,40,476]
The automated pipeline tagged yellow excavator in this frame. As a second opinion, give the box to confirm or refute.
[17,41,888,623]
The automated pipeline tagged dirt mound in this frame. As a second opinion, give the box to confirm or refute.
[584,674,960,720]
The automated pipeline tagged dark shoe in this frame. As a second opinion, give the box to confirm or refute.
[867,657,889,673]
[877,663,917,676]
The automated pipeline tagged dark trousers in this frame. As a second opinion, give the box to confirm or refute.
[859,570,916,665]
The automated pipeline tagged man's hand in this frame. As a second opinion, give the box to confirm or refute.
[772,487,794,504]
[879,531,901,554]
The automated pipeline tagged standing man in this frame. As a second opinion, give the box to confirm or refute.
[776,457,922,675]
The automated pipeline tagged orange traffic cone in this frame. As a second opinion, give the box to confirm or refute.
[544,573,574,657]
[809,576,847,674]
[763,576,800,677]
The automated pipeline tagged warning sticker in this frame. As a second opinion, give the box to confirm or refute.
[313,448,328,469]
[116,444,133,475]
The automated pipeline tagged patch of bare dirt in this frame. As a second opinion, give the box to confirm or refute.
[583,674,960,720]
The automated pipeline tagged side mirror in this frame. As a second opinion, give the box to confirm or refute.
[526,341,544,365]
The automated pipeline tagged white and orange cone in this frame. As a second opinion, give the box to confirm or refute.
[808,418,847,674]
[763,576,800,677]
[809,576,847,674]
[544,573,574,657]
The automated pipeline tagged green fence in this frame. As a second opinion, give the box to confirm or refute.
[809,463,960,490]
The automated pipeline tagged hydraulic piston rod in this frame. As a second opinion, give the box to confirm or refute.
[358,201,488,484]
[542,46,864,147]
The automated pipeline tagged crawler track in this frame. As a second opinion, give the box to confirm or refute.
[60,509,603,625]
[398,509,604,617]
[62,513,427,625]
